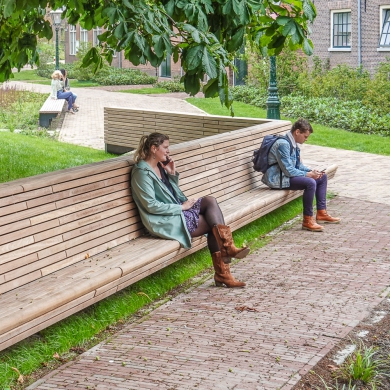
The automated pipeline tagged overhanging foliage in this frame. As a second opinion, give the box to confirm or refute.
[0,0,316,110]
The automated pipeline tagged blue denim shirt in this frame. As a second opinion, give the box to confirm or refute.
[261,134,311,189]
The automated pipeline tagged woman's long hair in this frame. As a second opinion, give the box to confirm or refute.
[133,132,169,163]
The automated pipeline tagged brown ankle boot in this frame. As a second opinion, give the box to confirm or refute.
[316,210,341,224]
[212,224,250,259]
[211,252,246,288]
[302,215,324,232]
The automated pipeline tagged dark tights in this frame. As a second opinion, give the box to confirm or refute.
[190,196,224,254]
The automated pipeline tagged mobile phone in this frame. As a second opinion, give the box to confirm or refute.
[162,157,171,166]
[320,169,326,172]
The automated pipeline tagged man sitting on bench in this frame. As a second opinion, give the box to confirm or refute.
[261,118,340,232]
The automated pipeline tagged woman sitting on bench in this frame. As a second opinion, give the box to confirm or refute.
[131,132,249,288]
[50,70,76,114]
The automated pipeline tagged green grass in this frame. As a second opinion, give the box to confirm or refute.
[187,97,390,156]
[0,197,303,388]
[119,87,170,94]
[10,69,46,81]
[0,132,116,183]
[11,70,100,88]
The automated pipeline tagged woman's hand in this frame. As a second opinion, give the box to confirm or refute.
[164,157,176,175]
[307,170,322,179]
[181,198,198,210]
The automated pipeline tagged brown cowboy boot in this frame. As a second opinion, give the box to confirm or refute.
[316,210,341,224]
[302,215,324,232]
[211,252,246,288]
[212,224,250,259]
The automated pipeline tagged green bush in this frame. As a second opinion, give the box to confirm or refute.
[246,47,308,97]
[281,95,390,136]
[93,67,156,85]
[298,63,370,102]
[154,77,185,92]
[0,88,47,132]
[230,85,267,108]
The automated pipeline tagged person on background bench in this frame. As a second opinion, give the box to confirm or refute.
[261,118,340,232]
[60,69,79,111]
[50,70,76,114]
[131,132,249,288]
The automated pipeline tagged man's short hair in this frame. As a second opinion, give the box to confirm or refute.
[291,118,313,134]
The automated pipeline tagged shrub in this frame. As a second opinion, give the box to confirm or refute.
[230,85,267,108]
[154,77,185,92]
[281,95,390,136]
[246,47,308,97]
[298,63,370,102]
[93,67,156,85]
[0,86,47,132]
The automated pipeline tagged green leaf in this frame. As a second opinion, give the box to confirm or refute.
[183,73,201,96]
[114,23,125,39]
[3,0,15,18]
[203,77,219,98]
[227,27,244,52]
[276,16,291,26]
[186,44,204,71]
[282,20,297,37]
[202,46,217,79]
[302,38,313,55]
[153,36,165,58]
[303,0,316,22]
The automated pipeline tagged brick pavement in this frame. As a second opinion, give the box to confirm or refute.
[27,196,390,390]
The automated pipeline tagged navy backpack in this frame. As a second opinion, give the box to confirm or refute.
[252,135,293,173]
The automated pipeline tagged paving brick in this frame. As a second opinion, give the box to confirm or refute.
[25,195,390,389]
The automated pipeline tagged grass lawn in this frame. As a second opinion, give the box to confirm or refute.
[187,97,390,156]
[119,87,170,94]
[11,70,100,87]
[0,132,116,183]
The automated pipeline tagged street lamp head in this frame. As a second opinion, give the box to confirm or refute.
[50,9,63,27]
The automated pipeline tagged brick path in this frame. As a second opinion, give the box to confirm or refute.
[27,196,390,390]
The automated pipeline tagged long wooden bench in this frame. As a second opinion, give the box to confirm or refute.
[0,119,338,351]
[104,107,272,154]
[39,96,66,128]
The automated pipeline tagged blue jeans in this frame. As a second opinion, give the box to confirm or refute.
[57,90,74,111]
[287,174,328,216]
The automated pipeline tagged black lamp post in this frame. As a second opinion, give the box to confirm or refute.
[266,55,281,120]
[50,9,63,70]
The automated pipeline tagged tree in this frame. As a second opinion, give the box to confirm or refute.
[0,0,316,111]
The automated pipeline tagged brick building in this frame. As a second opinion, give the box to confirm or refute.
[310,0,390,74]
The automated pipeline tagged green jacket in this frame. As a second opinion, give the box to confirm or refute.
[130,160,192,248]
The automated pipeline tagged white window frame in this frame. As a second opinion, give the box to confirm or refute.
[80,27,88,44]
[328,9,351,52]
[93,27,102,47]
[378,6,390,51]
[69,25,77,55]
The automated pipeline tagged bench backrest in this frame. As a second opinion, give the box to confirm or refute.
[104,108,272,153]
[0,120,291,294]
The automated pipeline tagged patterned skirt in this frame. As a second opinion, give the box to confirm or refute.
[182,198,202,234]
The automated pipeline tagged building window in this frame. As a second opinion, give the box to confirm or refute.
[69,25,77,55]
[379,8,390,47]
[160,55,171,78]
[93,27,102,47]
[80,27,88,44]
[331,10,351,48]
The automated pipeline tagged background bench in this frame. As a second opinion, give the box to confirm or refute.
[39,96,65,128]
[0,118,338,351]
[104,108,273,154]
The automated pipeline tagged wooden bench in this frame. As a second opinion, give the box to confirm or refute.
[104,107,273,154]
[0,119,338,351]
[39,96,66,128]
